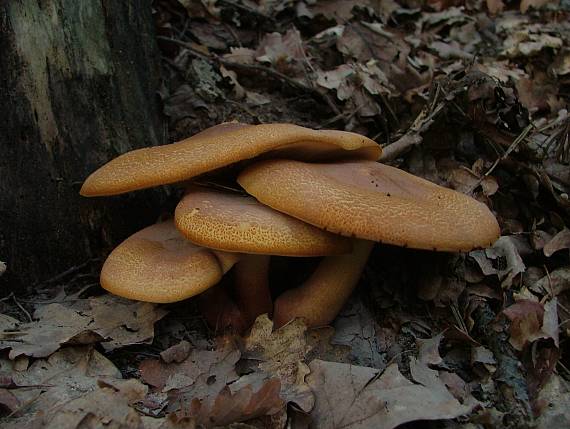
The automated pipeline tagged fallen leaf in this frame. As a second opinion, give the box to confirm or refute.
[542,298,560,347]
[429,41,474,60]
[223,47,256,64]
[543,228,570,257]
[534,373,570,428]
[243,315,314,412]
[255,28,305,76]
[177,0,220,18]
[140,340,239,392]
[0,295,167,358]
[244,315,309,385]
[552,48,570,76]
[486,0,505,14]
[220,65,246,99]
[316,64,355,100]
[469,236,527,288]
[0,303,96,359]
[0,388,19,415]
[31,379,146,429]
[531,267,570,296]
[88,295,168,351]
[474,61,528,84]
[139,336,287,427]
[309,0,370,22]
[520,0,556,12]
[502,299,558,350]
[245,91,271,106]
[0,346,124,425]
[515,73,561,114]
[331,297,385,368]
[471,345,497,372]
[307,359,475,429]
[0,315,18,331]
[417,333,444,367]
[502,31,563,58]
[161,340,192,364]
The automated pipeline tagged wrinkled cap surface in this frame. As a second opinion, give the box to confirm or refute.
[175,186,352,256]
[81,123,381,196]
[100,220,239,303]
[238,160,501,252]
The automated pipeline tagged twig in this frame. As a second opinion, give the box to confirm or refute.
[380,133,422,162]
[12,295,32,323]
[34,259,97,287]
[466,123,534,194]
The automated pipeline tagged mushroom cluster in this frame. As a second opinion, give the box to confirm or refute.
[81,122,500,332]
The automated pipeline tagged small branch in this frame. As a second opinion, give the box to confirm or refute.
[380,133,422,162]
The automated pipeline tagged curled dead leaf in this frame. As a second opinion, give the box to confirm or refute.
[544,228,570,257]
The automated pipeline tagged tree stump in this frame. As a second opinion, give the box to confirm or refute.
[0,1,167,289]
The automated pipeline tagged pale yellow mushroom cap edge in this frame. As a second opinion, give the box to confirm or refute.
[175,186,352,256]
[81,123,381,197]
[238,159,501,252]
[100,220,239,303]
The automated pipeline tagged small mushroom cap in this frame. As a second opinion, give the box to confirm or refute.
[238,160,501,252]
[80,123,381,196]
[175,186,352,256]
[100,220,239,303]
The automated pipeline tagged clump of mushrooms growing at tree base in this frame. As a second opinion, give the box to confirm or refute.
[81,122,500,332]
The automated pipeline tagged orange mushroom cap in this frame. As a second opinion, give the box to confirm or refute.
[100,220,239,303]
[238,160,500,252]
[80,123,381,197]
[175,185,353,325]
[175,186,352,256]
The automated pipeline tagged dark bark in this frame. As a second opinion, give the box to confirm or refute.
[0,0,167,289]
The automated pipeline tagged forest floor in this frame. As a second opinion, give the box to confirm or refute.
[1,0,570,428]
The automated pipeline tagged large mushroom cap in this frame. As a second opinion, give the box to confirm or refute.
[100,220,239,303]
[238,160,501,252]
[175,186,352,256]
[80,123,381,196]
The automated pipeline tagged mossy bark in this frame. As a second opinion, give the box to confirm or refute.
[0,1,167,289]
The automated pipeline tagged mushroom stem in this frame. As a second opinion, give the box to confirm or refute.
[234,254,273,324]
[199,282,248,334]
[273,240,374,328]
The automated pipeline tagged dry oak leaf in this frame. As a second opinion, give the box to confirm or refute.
[544,228,570,257]
[0,304,96,359]
[520,0,558,12]
[502,299,559,350]
[331,297,384,368]
[307,358,475,429]
[0,295,167,359]
[531,267,570,296]
[140,340,240,392]
[469,236,526,288]
[502,31,563,58]
[534,372,570,428]
[29,379,147,429]
[243,315,314,412]
[0,346,125,427]
[141,340,284,427]
[486,0,505,14]
[88,295,168,351]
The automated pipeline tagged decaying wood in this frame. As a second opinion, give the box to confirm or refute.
[0,0,167,289]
